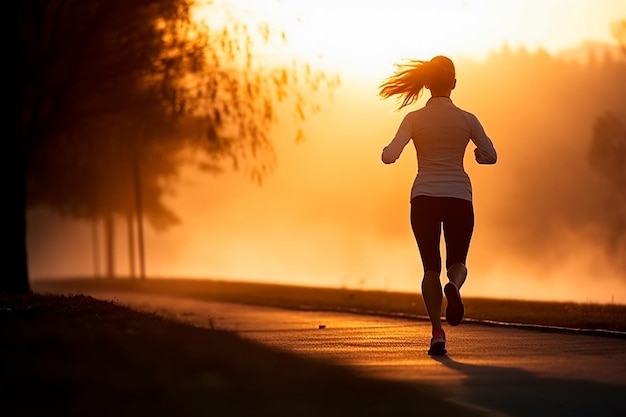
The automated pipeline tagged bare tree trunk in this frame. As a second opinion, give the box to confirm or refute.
[104,213,115,279]
[92,218,100,278]
[6,147,31,293]
[132,154,146,279]
[5,1,30,293]
[127,210,136,279]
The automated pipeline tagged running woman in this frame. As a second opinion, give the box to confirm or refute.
[379,56,497,355]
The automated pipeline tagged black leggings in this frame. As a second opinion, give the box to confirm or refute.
[410,196,474,274]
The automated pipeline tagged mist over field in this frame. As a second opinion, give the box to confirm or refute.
[453,46,626,301]
[28,44,626,304]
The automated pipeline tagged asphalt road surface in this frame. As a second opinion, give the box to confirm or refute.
[79,291,626,417]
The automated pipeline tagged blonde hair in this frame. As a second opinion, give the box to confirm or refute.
[378,56,456,110]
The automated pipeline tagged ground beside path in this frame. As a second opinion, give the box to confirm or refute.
[33,278,626,333]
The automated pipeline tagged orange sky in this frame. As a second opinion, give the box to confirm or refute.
[28,1,626,304]
[203,0,626,75]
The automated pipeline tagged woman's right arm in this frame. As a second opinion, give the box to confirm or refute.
[382,114,412,164]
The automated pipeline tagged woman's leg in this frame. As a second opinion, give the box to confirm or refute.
[423,269,446,355]
[421,269,443,330]
[447,263,467,289]
[442,198,474,326]
[442,197,474,284]
[410,196,443,330]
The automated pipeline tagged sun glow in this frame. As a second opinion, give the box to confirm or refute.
[197,0,625,79]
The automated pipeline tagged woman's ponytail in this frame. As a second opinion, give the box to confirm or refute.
[379,56,455,110]
[378,60,429,109]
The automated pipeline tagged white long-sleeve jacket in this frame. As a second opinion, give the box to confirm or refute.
[382,97,497,202]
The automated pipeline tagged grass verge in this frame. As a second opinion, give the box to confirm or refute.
[1,292,488,417]
[34,277,626,334]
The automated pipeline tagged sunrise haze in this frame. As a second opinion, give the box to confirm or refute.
[28,0,626,304]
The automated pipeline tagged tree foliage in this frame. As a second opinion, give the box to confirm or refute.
[11,0,339,291]
[25,0,337,219]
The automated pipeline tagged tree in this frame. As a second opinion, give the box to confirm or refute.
[21,0,195,284]
[589,114,626,198]
[613,19,626,58]
[9,0,338,293]
[585,21,626,264]
[588,113,626,259]
[28,89,185,279]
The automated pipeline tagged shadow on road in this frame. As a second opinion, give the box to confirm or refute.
[431,355,625,417]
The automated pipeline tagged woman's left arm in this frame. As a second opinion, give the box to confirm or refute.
[468,113,497,165]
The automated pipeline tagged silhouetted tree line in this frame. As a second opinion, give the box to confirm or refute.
[8,0,337,293]
[454,32,626,274]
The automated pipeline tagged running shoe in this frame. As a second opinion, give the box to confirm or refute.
[444,281,465,326]
[428,328,447,356]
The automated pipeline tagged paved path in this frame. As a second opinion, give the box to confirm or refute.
[84,291,626,417]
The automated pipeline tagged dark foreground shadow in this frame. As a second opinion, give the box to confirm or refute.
[431,355,625,417]
[4,292,487,417]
